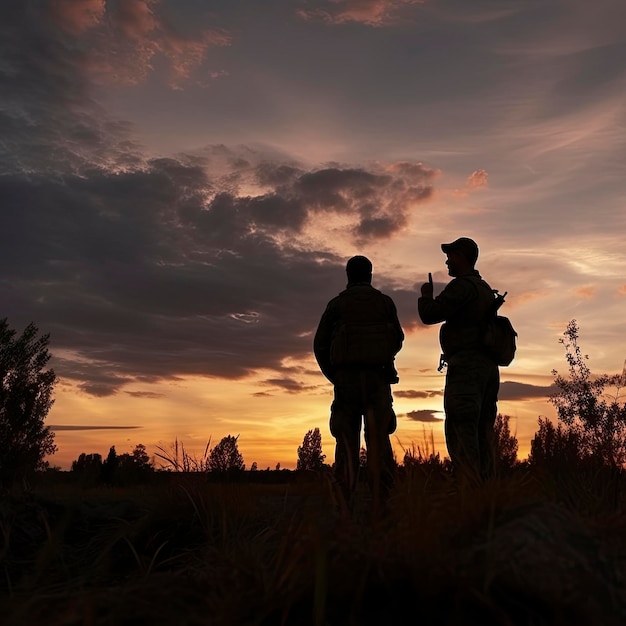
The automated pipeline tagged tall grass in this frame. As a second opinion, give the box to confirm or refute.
[1,458,626,625]
[153,437,213,472]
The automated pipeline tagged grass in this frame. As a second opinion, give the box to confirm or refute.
[1,463,626,625]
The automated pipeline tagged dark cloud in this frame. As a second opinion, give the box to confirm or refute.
[245,194,308,231]
[124,391,165,399]
[48,425,141,431]
[255,162,304,187]
[354,214,406,240]
[0,2,122,175]
[294,168,389,210]
[0,152,433,395]
[404,409,443,422]
[498,381,558,401]
[397,382,557,405]
[259,378,317,394]
[395,389,442,399]
[0,161,347,394]
[0,1,439,397]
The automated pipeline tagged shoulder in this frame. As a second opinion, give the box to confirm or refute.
[317,292,341,318]
[456,273,493,293]
[462,274,494,297]
[324,292,344,310]
[379,290,397,306]
[443,277,477,295]
[366,286,397,306]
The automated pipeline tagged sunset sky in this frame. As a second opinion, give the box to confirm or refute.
[3,0,626,470]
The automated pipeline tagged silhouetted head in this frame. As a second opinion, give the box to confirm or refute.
[441,237,478,277]
[346,255,372,284]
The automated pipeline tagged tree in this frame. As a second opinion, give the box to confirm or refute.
[71,452,103,473]
[296,427,326,471]
[112,444,154,484]
[71,452,104,485]
[130,443,152,470]
[102,445,118,484]
[71,452,102,472]
[0,318,57,485]
[493,414,518,471]
[207,435,245,473]
[528,416,585,468]
[549,320,626,466]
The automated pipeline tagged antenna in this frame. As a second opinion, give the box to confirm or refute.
[622,358,626,384]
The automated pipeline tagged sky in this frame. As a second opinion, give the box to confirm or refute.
[2,0,626,470]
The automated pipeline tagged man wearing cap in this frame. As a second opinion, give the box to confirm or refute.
[314,255,404,511]
[417,237,499,481]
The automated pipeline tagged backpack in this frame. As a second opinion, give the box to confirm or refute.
[483,290,518,366]
[330,288,399,367]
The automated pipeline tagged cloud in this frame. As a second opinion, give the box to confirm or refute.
[258,378,317,394]
[0,2,147,175]
[494,0,626,58]
[46,0,231,89]
[451,168,489,199]
[573,285,596,300]
[198,158,437,242]
[297,0,425,27]
[404,409,443,422]
[48,0,106,35]
[466,169,488,189]
[125,391,165,399]
[394,389,442,399]
[498,381,558,401]
[0,3,440,397]
[0,143,437,395]
[48,425,141,431]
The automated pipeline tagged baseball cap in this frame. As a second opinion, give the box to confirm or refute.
[441,237,479,264]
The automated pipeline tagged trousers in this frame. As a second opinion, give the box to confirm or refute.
[444,349,500,480]
[329,368,396,503]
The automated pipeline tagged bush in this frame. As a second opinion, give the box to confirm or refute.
[549,320,626,466]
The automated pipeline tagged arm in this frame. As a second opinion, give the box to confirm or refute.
[386,296,404,355]
[313,303,336,383]
[418,278,475,325]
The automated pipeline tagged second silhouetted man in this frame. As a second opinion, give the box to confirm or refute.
[418,237,500,482]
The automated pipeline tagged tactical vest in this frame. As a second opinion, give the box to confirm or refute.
[330,286,398,367]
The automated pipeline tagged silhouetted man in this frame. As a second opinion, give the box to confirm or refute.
[314,256,404,510]
[417,237,499,482]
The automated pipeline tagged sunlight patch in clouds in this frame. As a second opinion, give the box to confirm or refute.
[48,0,106,34]
[573,286,596,300]
[297,0,425,27]
[466,169,488,189]
[48,0,231,88]
[565,248,626,278]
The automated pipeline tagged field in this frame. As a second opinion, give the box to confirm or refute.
[2,463,626,626]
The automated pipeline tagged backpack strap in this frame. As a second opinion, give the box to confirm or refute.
[459,275,504,320]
